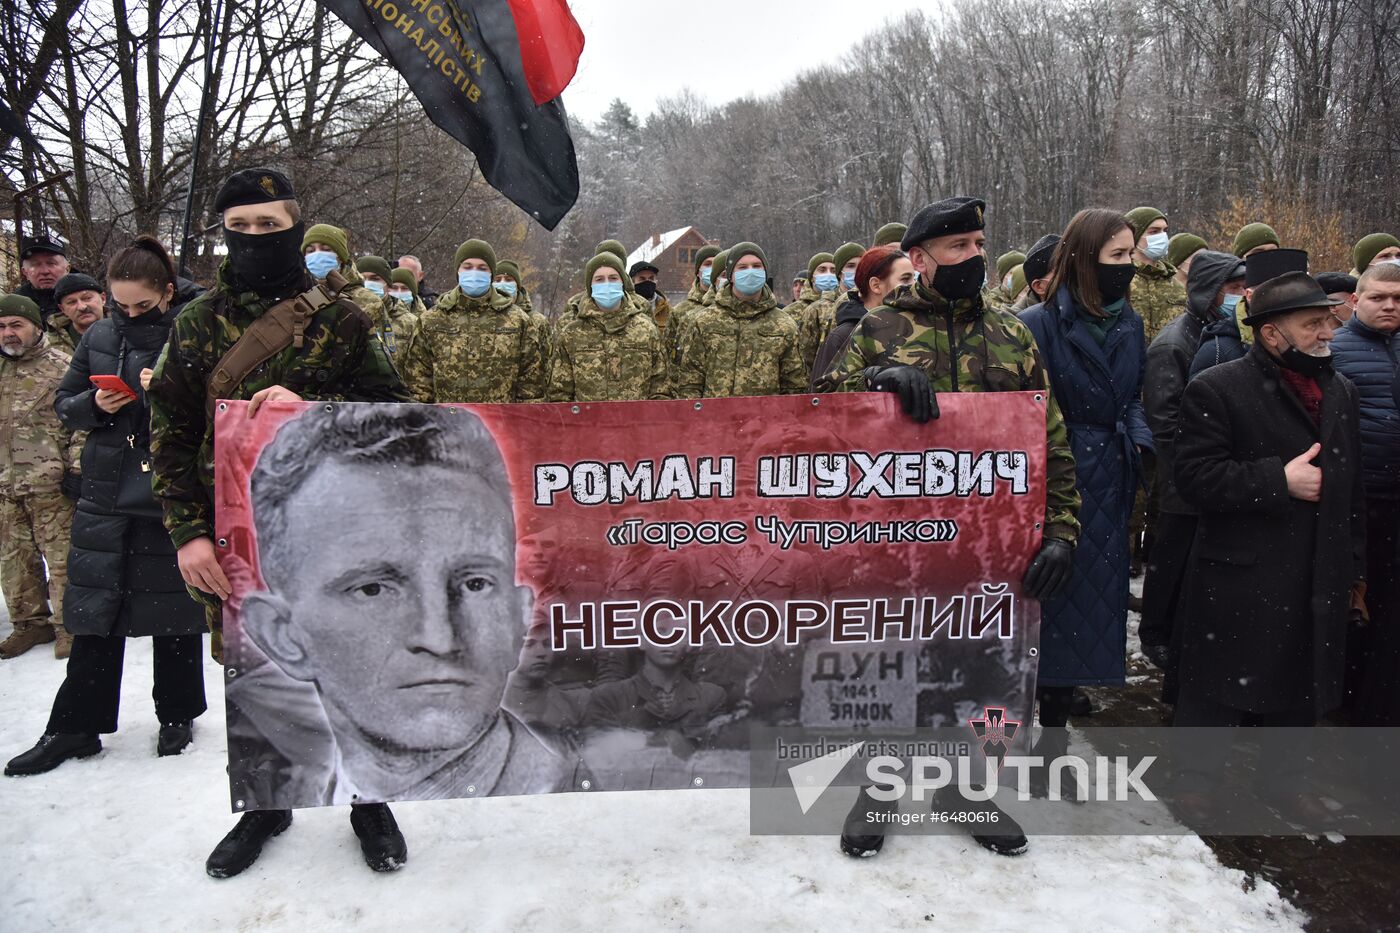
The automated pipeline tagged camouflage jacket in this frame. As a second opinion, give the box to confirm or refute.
[675,286,807,398]
[1131,260,1187,344]
[0,334,82,497]
[547,299,670,402]
[797,288,858,375]
[667,281,710,366]
[399,286,547,404]
[831,281,1081,543]
[43,312,83,355]
[1011,290,1039,314]
[376,297,419,357]
[147,261,410,549]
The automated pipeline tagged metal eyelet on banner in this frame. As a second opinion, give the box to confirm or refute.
[467,784,476,795]
[225,667,237,679]
[693,402,703,411]
[692,777,704,787]
[324,403,334,412]
[217,402,228,412]
[1033,523,1041,531]
[581,779,593,790]
[810,397,820,406]
[1029,648,1039,657]
[570,405,580,414]
[217,538,228,547]
[1033,393,1044,402]
[234,799,245,810]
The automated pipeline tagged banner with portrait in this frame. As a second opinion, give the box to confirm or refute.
[213,392,1047,811]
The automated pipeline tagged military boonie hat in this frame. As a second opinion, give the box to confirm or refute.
[213,168,296,214]
[1242,271,1341,326]
[902,197,986,251]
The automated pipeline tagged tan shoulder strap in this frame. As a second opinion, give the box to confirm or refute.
[205,274,348,419]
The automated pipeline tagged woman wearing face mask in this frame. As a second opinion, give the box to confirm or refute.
[398,238,548,403]
[301,224,385,326]
[811,246,914,390]
[675,242,806,398]
[547,252,669,403]
[6,237,208,776]
[1020,209,1154,781]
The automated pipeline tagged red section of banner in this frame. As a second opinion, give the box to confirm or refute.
[503,0,584,104]
[213,393,1047,809]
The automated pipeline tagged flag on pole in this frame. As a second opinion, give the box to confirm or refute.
[317,0,585,229]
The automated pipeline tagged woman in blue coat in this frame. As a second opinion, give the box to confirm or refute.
[1021,209,1154,769]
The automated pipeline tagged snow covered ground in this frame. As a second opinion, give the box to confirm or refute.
[0,602,1306,931]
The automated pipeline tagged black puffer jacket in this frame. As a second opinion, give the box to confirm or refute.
[53,283,206,637]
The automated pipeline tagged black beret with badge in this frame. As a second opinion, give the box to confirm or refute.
[213,168,296,214]
[901,197,987,251]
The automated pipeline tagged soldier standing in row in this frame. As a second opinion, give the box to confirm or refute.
[0,294,81,660]
[398,239,548,403]
[798,241,865,372]
[146,168,413,879]
[830,197,1082,859]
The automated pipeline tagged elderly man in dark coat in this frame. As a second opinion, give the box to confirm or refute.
[1173,272,1365,733]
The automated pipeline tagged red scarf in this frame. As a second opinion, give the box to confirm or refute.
[1277,367,1323,426]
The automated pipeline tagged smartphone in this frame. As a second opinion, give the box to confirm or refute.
[90,374,138,398]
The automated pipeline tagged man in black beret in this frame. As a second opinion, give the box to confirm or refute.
[1171,272,1364,817]
[830,196,1083,859]
[1013,234,1060,312]
[145,166,413,879]
[16,235,71,320]
[48,273,106,353]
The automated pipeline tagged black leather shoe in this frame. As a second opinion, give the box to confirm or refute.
[839,788,898,858]
[4,733,101,776]
[350,803,407,872]
[206,810,293,879]
[157,721,193,757]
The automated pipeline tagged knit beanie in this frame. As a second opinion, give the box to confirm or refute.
[996,250,1026,281]
[711,250,730,282]
[1231,222,1280,258]
[357,255,392,280]
[1167,233,1208,269]
[807,251,835,279]
[53,272,103,305]
[1126,207,1167,242]
[726,242,767,278]
[1008,264,1027,299]
[595,239,627,262]
[873,223,907,247]
[302,224,350,264]
[496,259,523,285]
[833,242,866,274]
[453,238,498,275]
[389,268,418,295]
[1353,233,1400,273]
[0,294,42,328]
[694,244,720,274]
[585,252,627,285]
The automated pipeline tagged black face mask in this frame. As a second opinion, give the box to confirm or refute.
[1095,262,1137,304]
[223,222,307,299]
[922,253,986,302]
[1275,333,1333,377]
[635,280,658,301]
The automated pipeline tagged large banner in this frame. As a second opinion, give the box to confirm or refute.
[214,393,1047,811]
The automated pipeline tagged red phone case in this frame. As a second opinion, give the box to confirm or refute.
[90,375,138,397]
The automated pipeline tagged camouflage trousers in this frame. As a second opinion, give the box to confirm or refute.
[0,490,74,632]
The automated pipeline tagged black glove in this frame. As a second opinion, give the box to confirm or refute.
[1022,538,1073,601]
[865,365,939,423]
[61,471,82,501]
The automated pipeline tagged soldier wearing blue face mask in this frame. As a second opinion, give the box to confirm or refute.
[301,224,386,328]
[1125,207,1188,344]
[675,242,806,398]
[397,238,548,403]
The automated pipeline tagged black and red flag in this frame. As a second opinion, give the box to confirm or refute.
[317,0,585,229]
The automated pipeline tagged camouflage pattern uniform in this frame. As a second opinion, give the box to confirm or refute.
[376,296,419,357]
[399,285,548,403]
[0,333,80,646]
[675,285,807,398]
[797,288,857,375]
[43,312,83,355]
[667,281,712,370]
[506,285,552,370]
[1130,260,1187,344]
[783,279,828,328]
[1011,290,1040,314]
[147,260,412,659]
[547,298,670,402]
[830,281,1081,543]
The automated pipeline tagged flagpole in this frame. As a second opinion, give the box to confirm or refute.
[177,0,225,279]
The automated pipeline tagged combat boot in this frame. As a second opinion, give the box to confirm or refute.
[206,810,293,879]
[5,732,102,776]
[350,802,408,872]
[0,624,56,659]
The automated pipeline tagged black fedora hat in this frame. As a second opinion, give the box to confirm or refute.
[1244,247,1308,288]
[1242,271,1342,326]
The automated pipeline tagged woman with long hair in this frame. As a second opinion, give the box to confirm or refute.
[1020,209,1154,776]
[5,236,208,776]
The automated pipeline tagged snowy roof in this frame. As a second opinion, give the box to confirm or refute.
[625,226,698,268]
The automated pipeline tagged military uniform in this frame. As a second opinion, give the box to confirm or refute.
[831,281,1081,543]
[147,260,411,658]
[43,312,83,355]
[797,288,857,375]
[676,284,806,398]
[547,298,670,402]
[1130,260,1187,344]
[399,286,547,404]
[0,333,81,654]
